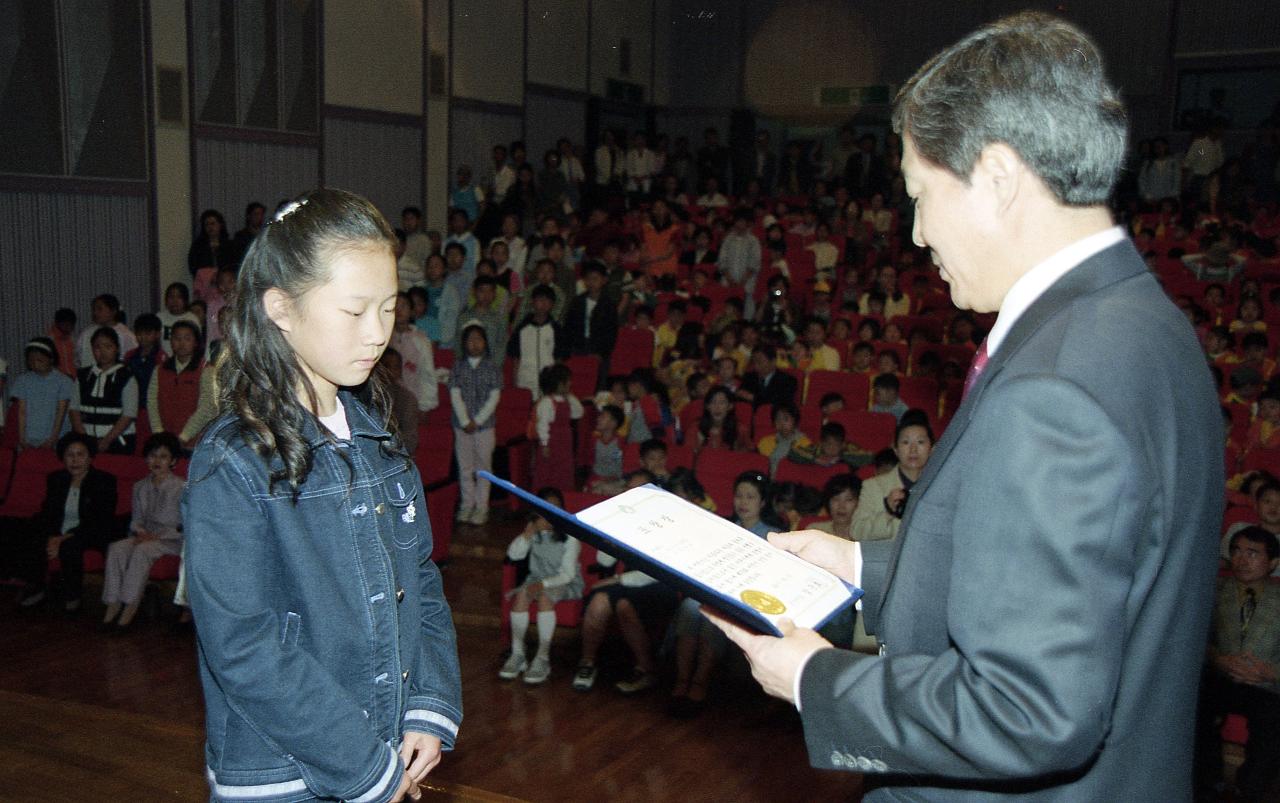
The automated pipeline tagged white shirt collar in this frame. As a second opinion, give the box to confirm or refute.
[986,226,1127,357]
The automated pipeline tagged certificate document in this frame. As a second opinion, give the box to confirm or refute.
[480,472,860,635]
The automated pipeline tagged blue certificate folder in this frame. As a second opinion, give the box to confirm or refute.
[479,471,861,636]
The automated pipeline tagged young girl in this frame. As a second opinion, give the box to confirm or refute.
[696,386,747,452]
[391,292,440,415]
[157,281,201,357]
[147,321,205,441]
[670,471,781,715]
[450,324,501,525]
[501,488,584,685]
[183,189,461,803]
[532,363,583,491]
[70,327,138,455]
[75,294,138,369]
[10,337,74,451]
[587,405,625,494]
[101,433,185,630]
[624,368,666,443]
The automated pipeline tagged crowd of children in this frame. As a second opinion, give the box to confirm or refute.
[3,127,1280,745]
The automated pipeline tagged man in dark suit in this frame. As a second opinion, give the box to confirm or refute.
[736,345,797,411]
[711,13,1222,800]
[844,133,887,199]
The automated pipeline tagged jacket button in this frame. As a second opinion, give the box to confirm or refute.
[375,503,386,514]
[401,670,409,683]
[396,588,405,603]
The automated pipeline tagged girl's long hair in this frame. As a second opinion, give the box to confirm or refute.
[218,188,401,495]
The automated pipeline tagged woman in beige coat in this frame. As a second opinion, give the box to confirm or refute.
[851,410,935,542]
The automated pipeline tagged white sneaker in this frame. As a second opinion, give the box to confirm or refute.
[498,653,527,680]
[571,662,597,692]
[469,507,489,525]
[523,655,551,685]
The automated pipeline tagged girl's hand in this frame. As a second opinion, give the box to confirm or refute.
[97,437,111,453]
[135,531,158,543]
[592,577,620,589]
[464,422,477,434]
[400,732,443,786]
[520,521,537,539]
[46,534,68,560]
[541,444,550,457]
[525,581,544,597]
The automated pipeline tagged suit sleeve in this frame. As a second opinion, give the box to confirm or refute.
[800,376,1144,780]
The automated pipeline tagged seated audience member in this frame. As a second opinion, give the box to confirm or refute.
[757,401,812,477]
[501,488,584,686]
[812,474,863,541]
[807,221,839,278]
[379,348,420,455]
[638,439,672,483]
[665,466,715,512]
[877,349,904,378]
[70,327,138,455]
[10,433,118,612]
[1195,527,1280,800]
[851,410,935,542]
[390,292,439,416]
[810,281,836,323]
[1242,332,1276,382]
[670,471,782,716]
[848,342,875,375]
[871,372,909,421]
[156,282,201,358]
[124,314,164,398]
[680,226,718,269]
[857,316,883,343]
[713,356,742,395]
[1223,480,1280,572]
[75,294,137,369]
[803,318,842,372]
[1247,391,1280,453]
[738,346,799,410]
[509,285,569,397]
[1231,296,1268,335]
[712,326,749,375]
[101,433,185,631]
[695,386,749,452]
[873,447,900,476]
[695,176,729,209]
[1206,326,1241,366]
[587,405,626,494]
[415,255,449,343]
[10,337,74,450]
[147,321,205,443]
[204,265,238,343]
[573,549,679,695]
[653,300,686,366]
[819,392,846,421]
[769,481,822,531]
[790,421,874,469]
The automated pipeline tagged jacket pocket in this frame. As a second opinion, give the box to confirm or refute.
[385,476,420,549]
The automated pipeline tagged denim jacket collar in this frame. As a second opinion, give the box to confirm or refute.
[302,390,394,448]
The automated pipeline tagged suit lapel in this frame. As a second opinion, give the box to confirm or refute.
[875,240,1148,619]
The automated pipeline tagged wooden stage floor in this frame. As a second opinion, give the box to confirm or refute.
[0,508,863,802]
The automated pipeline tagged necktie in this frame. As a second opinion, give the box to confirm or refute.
[961,340,990,402]
[1242,587,1257,631]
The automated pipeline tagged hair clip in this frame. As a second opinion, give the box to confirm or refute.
[273,199,308,223]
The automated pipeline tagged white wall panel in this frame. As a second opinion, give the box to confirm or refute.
[323,117,423,221]
[194,137,320,228]
[527,0,588,91]
[450,0,524,105]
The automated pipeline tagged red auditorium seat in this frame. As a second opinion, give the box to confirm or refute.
[415,425,454,487]
[1243,447,1280,475]
[0,448,62,518]
[0,446,15,502]
[565,355,600,398]
[93,453,151,516]
[611,327,656,376]
[773,460,850,489]
[899,376,941,415]
[494,388,534,510]
[805,370,869,408]
[1222,505,1259,534]
[696,449,769,513]
[827,410,898,453]
[0,401,18,450]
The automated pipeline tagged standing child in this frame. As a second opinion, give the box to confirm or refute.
[147,321,205,442]
[124,313,165,399]
[587,405,625,494]
[70,327,138,455]
[450,324,502,525]
[390,292,440,415]
[75,294,137,369]
[101,433,185,630]
[183,189,461,803]
[49,308,78,377]
[156,282,201,356]
[531,363,583,491]
[501,488,584,685]
[9,337,74,451]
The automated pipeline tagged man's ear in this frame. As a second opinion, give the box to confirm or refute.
[975,142,1023,217]
[262,288,293,335]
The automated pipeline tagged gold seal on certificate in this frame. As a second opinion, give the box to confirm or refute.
[740,590,787,615]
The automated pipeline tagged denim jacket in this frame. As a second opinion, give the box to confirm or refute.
[183,392,462,803]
